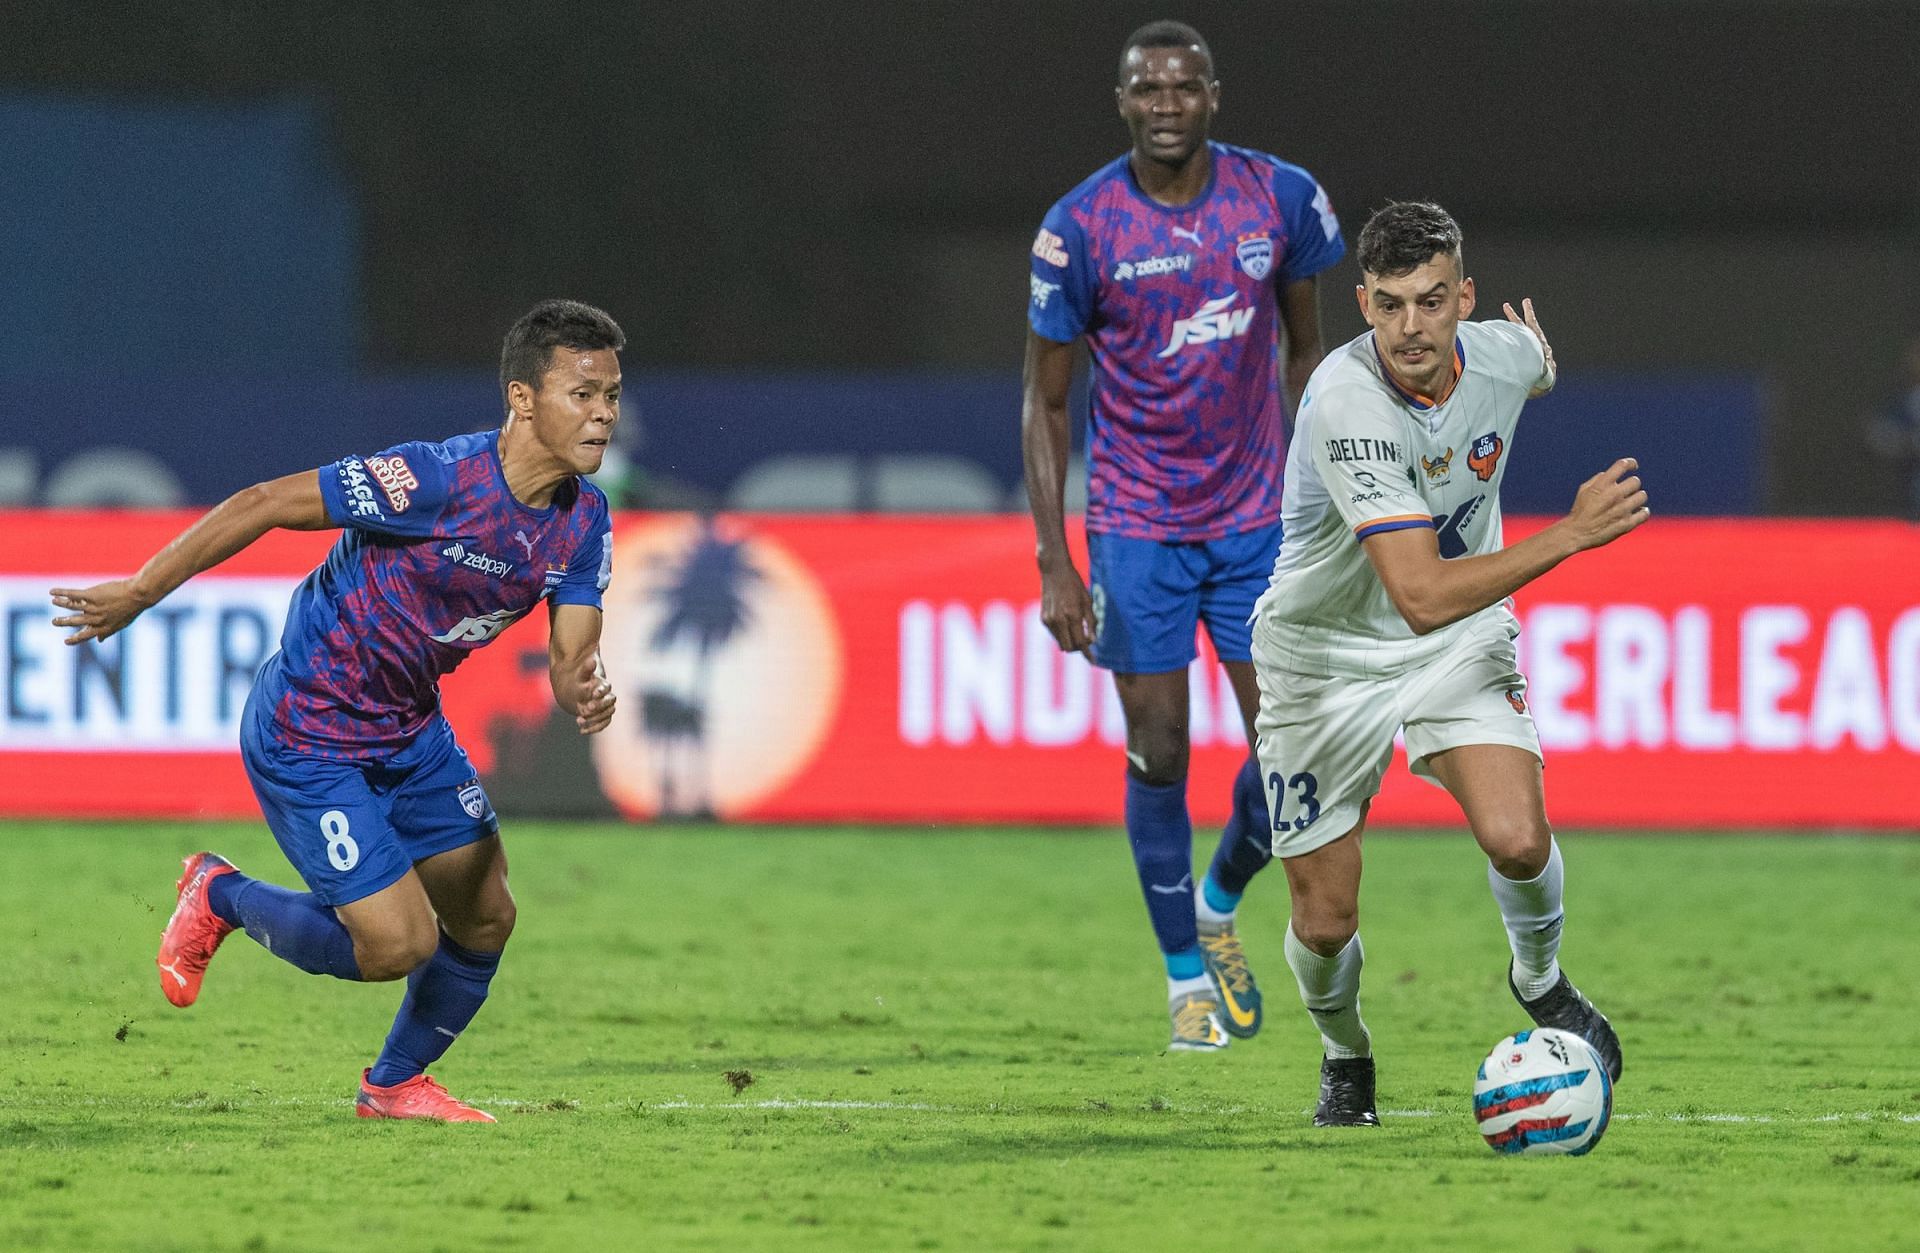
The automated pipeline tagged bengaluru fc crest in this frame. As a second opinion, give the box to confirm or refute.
[1235,233,1273,280]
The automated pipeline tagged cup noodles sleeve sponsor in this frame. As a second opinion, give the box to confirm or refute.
[1,512,1915,828]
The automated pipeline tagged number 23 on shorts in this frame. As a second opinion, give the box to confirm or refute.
[1267,770,1322,833]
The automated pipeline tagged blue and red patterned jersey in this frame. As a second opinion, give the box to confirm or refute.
[1028,141,1345,540]
[253,429,612,760]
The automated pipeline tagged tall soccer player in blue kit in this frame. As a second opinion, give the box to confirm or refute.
[1022,21,1346,1049]
[50,300,623,1122]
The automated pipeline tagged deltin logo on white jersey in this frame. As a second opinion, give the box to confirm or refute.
[1158,293,1255,358]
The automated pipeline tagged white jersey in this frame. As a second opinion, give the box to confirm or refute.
[1252,318,1552,678]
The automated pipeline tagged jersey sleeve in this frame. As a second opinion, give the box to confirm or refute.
[318,441,455,537]
[1272,164,1346,284]
[549,493,613,609]
[1026,202,1097,343]
[1476,319,1554,395]
[1307,385,1434,541]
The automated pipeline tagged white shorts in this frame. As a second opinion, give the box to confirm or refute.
[1253,620,1542,859]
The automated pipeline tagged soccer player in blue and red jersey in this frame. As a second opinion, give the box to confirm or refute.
[1022,21,1346,1050]
[50,300,624,1121]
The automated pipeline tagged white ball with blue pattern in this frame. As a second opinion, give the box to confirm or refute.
[1474,1026,1613,1156]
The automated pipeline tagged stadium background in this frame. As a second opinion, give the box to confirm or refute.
[3,1,1917,830]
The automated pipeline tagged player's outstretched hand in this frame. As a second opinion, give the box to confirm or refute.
[1565,458,1650,551]
[1039,559,1095,654]
[1502,298,1557,393]
[49,579,151,644]
[570,654,617,735]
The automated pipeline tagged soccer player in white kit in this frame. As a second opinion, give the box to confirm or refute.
[1250,202,1647,1126]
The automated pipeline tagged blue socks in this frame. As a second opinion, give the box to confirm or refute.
[208,872,363,981]
[1205,756,1275,905]
[1124,773,1203,978]
[367,930,501,1088]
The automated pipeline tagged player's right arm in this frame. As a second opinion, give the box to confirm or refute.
[50,469,331,645]
[1022,206,1098,654]
[1363,459,1649,636]
[1022,327,1093,653]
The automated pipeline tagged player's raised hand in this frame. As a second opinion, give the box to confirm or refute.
[49,580,152,644]
[1038,558,1096,654]
[1502,298,1557,394]
[1564,458,1650,550]
[570,654,617,735]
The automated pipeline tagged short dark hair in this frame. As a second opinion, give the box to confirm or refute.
[1357,202,1464,279]
[499,299,626,409]
[1119,20,1214,82]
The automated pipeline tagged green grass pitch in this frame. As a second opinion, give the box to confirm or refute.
[3,821,1917,1251]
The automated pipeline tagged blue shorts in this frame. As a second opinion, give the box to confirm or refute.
[1086,521,1283,673]
[240,692,499,906]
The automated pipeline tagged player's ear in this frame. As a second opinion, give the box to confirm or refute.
[506,379,536,420]
[1458,276,1477,320]
[1354,283,1370,320]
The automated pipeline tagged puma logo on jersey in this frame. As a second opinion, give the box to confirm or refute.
[1171,225,1204,247]
[1159,293,1254,358]
[513,529,536,561]
[431,609,525,644]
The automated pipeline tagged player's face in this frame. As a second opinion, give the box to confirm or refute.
[518,348,622,475]
[1358,256,1476,395]
[1115,45,1218,167]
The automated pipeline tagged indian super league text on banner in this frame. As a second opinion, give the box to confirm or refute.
[4,511,1917,828]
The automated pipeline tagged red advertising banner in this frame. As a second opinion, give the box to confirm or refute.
[3,511,1916,828]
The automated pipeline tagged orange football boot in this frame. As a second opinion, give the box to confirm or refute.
[156,853,239,1007]
[355,1070,498,1123]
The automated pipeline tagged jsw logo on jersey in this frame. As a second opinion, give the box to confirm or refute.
[440,542,513,578]
[431,608,526,644]
[1157,294,1255,358]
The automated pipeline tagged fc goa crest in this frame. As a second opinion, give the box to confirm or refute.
[1468,432,1505,482]
[1235,233,1274,280]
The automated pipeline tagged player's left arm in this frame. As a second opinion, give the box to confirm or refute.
[547,602,615,734]
[1502,298,1558,398]
[1277,276,1327,414]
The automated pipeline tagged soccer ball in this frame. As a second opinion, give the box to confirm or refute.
[1473,1027,1613,1156]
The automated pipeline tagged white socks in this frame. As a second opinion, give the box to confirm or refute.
[1167,972,1215,1002]
[1489,836,1565,1001]
[1284,927,1371,1058]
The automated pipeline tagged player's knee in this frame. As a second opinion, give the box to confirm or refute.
[1291,901,1359,956]
[354,924,441,982]
[1482,821,1552,880]
[455,895,517,952]
[1124,731,1189,786]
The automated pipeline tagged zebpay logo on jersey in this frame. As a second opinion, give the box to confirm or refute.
[1114,253,1192,282]
[1158,293,1255,358]
[431,608,525,644]
[440,542,513,578]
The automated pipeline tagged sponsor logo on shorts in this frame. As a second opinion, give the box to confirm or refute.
[366,455,420,512]
[1029,274,1061,308]
[335,457,384,519]
[440,542,513,578]
[1350,490,1386,504]
[1114,252,1193,282]
[1031,228,1069,267]
[457,778,488,819]
[1468,432,1505,482]
[1422,447,1455,485]
[1235,233,1273,280]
